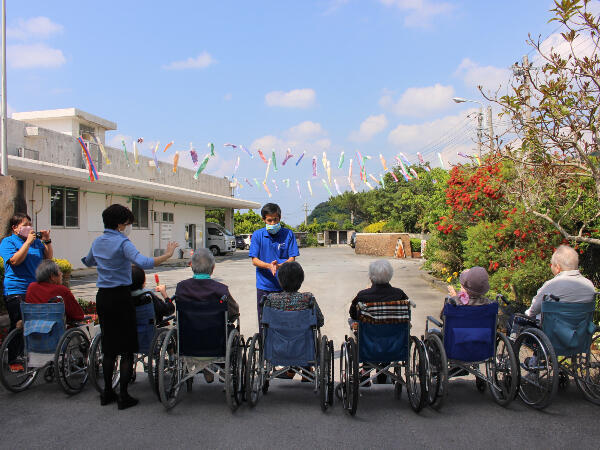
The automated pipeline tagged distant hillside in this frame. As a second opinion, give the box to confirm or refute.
[306,201,350,226]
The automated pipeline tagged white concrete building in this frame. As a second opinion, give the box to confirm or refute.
[7,108,260,268]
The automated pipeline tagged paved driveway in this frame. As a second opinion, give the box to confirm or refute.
[3,247,600,448]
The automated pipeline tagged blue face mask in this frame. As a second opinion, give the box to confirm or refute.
[266,223,281,235]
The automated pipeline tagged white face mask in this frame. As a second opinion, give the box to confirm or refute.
[122,224,132,237]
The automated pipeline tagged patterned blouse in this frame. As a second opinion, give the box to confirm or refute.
[263,291,325,327]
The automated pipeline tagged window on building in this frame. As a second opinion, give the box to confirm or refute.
[152,211,174,223]
[131,198,149,229]
[79,124,96,137]
[50,186,79,227]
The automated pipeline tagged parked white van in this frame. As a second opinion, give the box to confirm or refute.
[205,222,236,256]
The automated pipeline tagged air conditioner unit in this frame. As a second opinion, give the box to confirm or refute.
[17,147,40,160]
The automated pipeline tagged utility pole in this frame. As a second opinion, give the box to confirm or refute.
[1,0,7,176]
[522,54,531,123]
[487,105,494,151]
[477,107,483,158]
[303,202,309,226]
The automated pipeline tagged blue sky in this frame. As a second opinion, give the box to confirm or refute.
[6,0,571,225]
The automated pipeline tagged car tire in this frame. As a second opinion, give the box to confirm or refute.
[209,246,220,256]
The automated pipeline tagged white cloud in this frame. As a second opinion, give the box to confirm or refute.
[250,121,330,154]
[8,43,65,69]
[284,121,325,140]
[388,108,481,166]
[536,31,597,63]
[378,0,454,27]
[455,58,511,93]
[265,88,316,108]
[379,84,454,117]
[162,51,216,70]
[7,17,63,41]
[349,114,388,142]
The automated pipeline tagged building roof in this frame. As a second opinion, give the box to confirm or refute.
[8,156,261,210]
[12,108,117,131]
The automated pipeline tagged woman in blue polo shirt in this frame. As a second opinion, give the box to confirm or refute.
[249,203,299,323]
[82,204,178,410]
[0,212,52,369]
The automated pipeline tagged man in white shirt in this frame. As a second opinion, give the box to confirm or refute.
[525,245,596,319]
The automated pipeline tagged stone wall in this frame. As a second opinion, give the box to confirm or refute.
[0,176,17,237]
[354,233,412,258]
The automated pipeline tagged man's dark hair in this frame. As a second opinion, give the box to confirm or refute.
[130,265,146,291]
[261,203,281,219]
[102,204,135,230]
[7,212,32,236]
[277,261,304,292]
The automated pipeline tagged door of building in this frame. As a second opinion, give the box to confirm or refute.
[185,224,197,250]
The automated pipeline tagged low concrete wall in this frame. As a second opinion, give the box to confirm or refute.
[355,233,411,258]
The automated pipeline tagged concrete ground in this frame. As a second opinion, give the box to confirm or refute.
[2,247,600,449]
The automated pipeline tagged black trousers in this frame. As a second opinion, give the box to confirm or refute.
[4,294,25,363]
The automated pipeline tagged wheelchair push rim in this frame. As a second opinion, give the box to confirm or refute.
[319,335,334,412]
[338,337,358,416]
[424,333,448,410]
[575,333,600,405]
[514,327,558,409]
[148,328,169,399]
[0,328,40,393]
[225,329,245,412]
[88,332,120,394]
[54,328,90,395]
[485,331,519,407]
[245,333,264,407]
[158,328,182,410]
[406,336,427,413]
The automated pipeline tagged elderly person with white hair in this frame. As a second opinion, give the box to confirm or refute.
[349,259,409,321]
[525,245,596,319]
[174,248,239,322]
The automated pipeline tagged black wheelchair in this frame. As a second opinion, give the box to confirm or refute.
[500,293,600,409]
[0,300,93,394]
[88,299,174,399]
[425,298,519,409]
[245,304,335,412]
[152,296,246,411]
[337,299,428,416]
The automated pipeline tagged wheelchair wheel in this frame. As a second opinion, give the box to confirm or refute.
[339,337,358,415]
[424,333,447,410]
[319,335,334,411]
[406,336,427,413]
[225,329,244,412]
[327,340,335,407]
[488,331,519,407]
[574,333,600,405]
[88,332,119,394]
[245,333,264,407]
[54,328,90,395]
[0,328,39,393]
[148,328,169,398]
[158,328,182,410]
[514,327,558,409]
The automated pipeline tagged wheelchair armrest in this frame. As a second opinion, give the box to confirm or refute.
[427,316,443,328]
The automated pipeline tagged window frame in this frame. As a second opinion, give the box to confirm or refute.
[50,186,80,229]
[131,197,149,229]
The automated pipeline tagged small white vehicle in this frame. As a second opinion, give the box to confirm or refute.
[205,222,236,256]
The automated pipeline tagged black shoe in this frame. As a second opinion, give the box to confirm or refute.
[117,394,139,410]
[100,390,118,406]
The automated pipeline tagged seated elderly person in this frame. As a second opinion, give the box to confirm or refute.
[349,259,408,322]
[175,248,239,322]
[25,259,85,323]
[446,266,492,307]
[525,245,596,319]
[263,261,324,327]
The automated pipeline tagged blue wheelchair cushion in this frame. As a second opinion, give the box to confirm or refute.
[262,307,316,366]
[20,302,65,354]
[443,303,498,362]
[358,322,409,363]
[135,301,156,354]
[177,298,228,358]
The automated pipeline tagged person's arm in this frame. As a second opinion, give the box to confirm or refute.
[39,230,52,259]
[312,295,324,327]
[349,295,360,320]
[63,288,85,322]
[152,292,174,318]
[525,285,546,317]
[153,241,179,266]
[226,290,240,321]
[123,240,177,268]
[8,231,36,266]
[81,246,97,267]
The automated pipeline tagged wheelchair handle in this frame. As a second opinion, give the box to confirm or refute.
[543,294,560,302]
[495,293,509,306]
[445,296,457,306]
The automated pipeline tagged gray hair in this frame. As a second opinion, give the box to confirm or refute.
[36,259,60,283]
[551,245,579,271]
[192,248,216,274]
[369,259,393,284]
